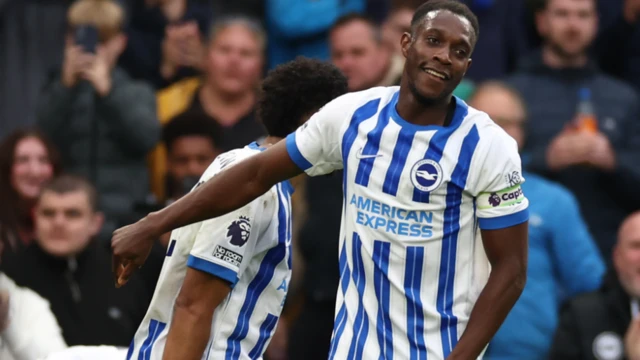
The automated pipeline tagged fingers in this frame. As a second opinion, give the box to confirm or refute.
[117,262,137,288]
[112,254,122,287]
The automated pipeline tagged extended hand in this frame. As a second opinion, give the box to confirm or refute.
[586,132,616,171]
[546,131,591,171]
[81,50,112,97]
[111,219,158,287]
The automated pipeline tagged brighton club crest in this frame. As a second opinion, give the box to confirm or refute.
[410,159,443,192]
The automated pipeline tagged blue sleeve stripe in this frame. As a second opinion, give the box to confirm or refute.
[285,133,313,171]
[187,255,239,286]
[479,208,529,230]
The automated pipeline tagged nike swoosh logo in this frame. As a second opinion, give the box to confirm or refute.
[355,147,382,159]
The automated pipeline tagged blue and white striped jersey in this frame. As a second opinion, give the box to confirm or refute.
[127,143,293,360]
[285,86,529,360]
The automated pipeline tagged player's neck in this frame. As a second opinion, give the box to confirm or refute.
[396,83,452,127]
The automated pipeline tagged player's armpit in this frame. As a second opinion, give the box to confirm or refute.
[447,222,528,360]
[162,268,232,360]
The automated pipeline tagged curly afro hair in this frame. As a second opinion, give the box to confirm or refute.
[257,56,348,138]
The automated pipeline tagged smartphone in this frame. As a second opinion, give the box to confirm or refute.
[74,25,99,53]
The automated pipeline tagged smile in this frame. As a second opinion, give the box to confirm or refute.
[422,68,449,80]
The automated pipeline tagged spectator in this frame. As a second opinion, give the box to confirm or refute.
[265,0,365,68]
[151,16,266,199]
[596,0,640,90]
[1,175,152,347]
[0,129,61,256]
[509,0,640,260]
[330,13,403,91]
[150,111,222,247]
[37,0,160,237]
[381,0,416,55]
[118,0,212,89]
[0,0,68,139]
[162,110,222,203]
[0,270,67,360]
[460,0,530,82]
[469,81,605,360]
[549,211,640,360]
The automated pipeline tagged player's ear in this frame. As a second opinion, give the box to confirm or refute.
[400,32,412,59]
[464,58,472,75]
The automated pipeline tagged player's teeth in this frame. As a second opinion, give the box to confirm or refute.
[425,69,445,79]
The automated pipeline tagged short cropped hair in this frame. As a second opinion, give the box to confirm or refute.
[411,0,480,46]
[162,111,220,153]
[208,15,267,52]
[40,175,99,212]
[68,0,124,42]
[330,13,382,43]
[257,57,348,138]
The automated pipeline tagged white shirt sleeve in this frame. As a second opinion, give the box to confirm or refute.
[186,189,276,287]
[468,130,529,230]
[0,273,67,360]
[285,93,362,176]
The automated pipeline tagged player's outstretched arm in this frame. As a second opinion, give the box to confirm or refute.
[447,222,528,360]
[162,268,231,360]
[112,141,302,286]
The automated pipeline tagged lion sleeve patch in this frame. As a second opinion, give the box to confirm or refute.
[477,185,524,210]
[226,216,252,247]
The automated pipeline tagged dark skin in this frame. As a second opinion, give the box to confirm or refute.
[162,134,303,360]
[113,10,527,360]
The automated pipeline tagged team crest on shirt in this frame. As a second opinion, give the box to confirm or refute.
[410,159,443,192]
[227,216,251,247]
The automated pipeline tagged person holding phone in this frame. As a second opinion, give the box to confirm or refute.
[37,0,160,238]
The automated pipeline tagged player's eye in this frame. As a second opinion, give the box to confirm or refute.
[455,49,467,57]
[427,37,439,45]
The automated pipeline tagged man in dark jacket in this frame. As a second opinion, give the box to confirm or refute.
[37,0,160,236]
[549,211,640,360]
[2,175,156,347]
[508,0,640,260]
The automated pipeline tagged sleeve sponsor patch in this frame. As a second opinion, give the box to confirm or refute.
[477,185,524,210]
[213,245,243,267]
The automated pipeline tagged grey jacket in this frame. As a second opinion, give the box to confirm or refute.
[37,67,159,228]
[508,51,640,259]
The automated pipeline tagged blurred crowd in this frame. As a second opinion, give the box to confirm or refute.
[0,0,639,359]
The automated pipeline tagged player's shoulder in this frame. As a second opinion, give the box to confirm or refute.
[322,86,397,113]
[464,103,518,150]
[199,144,262,182]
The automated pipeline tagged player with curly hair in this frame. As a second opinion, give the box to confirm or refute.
[123,57,347,360]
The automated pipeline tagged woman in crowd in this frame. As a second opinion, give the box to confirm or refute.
[0,129,61,255]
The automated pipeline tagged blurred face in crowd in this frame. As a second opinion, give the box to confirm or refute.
[205,24,264,96]
[167,135,220,194]
[11,137,54,201]
[469,84,526,149]
[35,190,103,258]
[331,19,390,91]
[536,0,598,59]
[382,7,414,55]
[614,213,640,298]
